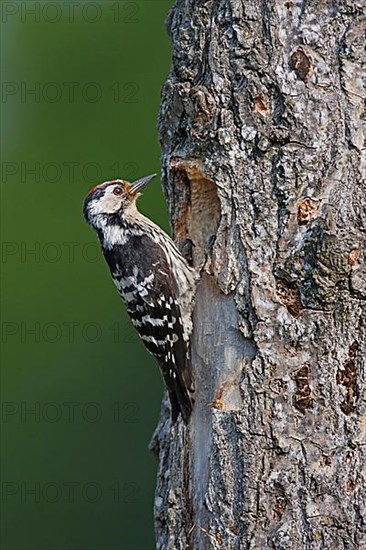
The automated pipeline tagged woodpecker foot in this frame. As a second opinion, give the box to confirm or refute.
[207,234,216,255]
[180,238,195,266]
[201,234,216,274]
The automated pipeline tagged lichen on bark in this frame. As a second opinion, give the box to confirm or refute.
[152,1,366,548]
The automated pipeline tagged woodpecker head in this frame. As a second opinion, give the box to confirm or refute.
[83,174,156,227]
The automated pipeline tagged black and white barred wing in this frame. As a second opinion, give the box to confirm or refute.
[115,265,193,423]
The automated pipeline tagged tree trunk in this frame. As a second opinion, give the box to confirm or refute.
[151,1,365,548]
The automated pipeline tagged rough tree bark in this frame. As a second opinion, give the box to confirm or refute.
[150,1,365,548]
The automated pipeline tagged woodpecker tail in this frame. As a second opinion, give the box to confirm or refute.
[161,361,193,424]
[169,377,193,424]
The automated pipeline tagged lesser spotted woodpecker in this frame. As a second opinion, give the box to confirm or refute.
[83,174,197,423]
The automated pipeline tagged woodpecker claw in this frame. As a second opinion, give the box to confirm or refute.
[180,238,195,266]
[201,234,216,274]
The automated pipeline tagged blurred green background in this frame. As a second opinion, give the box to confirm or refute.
[1,1,174,548]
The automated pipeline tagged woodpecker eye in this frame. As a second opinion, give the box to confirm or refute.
[113,187,123,196]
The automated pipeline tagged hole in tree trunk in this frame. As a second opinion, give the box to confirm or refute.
[170,158,221,269]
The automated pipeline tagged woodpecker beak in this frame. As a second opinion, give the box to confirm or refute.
[130,173,157,195]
